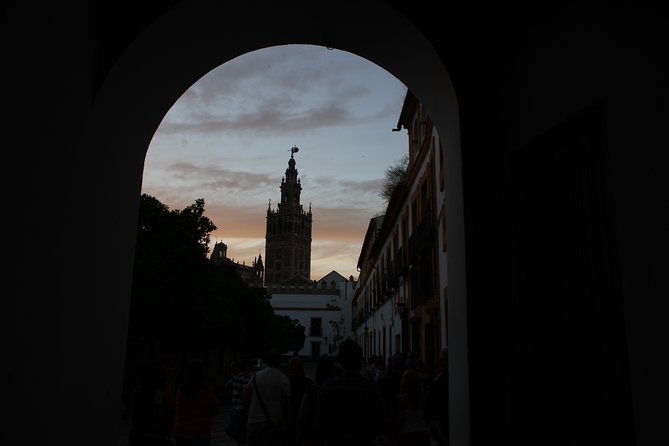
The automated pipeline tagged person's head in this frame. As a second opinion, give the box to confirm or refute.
[181,358,207,392]
[375,355,386,371]
[287,356,304,377]
[161,356,176,380]
[398,369,423,408]
[337,338,363,372]
[263,348,282,368]
[391,352,405,372]
[237,355,252,373]
[315,355,338,385]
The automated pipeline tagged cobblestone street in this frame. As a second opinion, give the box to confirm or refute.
[210,404,238,446]
[118,403,238,446]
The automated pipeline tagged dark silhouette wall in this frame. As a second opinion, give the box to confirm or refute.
[3,2,668,445]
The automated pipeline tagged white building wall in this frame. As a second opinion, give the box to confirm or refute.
[353,103,448,366]
[269,272,354,357]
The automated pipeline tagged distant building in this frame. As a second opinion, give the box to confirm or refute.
[261,148,353,357]
[212,148,358,357]
[264,146,313,286]
[270,271,355,358]
[210,240,264,287]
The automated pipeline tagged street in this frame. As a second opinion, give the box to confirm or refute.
[118,402,238,446]
[118,357,318,446]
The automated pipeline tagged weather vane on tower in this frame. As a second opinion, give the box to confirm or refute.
[290,145,299,158]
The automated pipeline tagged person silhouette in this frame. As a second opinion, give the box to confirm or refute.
[245,349,292,446]
[225,356,253,445]
[172,358,219,446]
[161,357,177,437]
[128,360,174,445]
[394,369,430,445]
[296,355,339,446]
[287,356,313,445]
[315,339,386,446]
[424,348,449,445]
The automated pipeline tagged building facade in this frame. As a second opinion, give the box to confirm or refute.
[210,240,264,287]
[269,271,355,358]
[352,90,448,379]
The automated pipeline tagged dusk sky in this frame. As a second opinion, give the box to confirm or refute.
[142,44,408,280]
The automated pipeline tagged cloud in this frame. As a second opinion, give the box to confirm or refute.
[156,102,387,136]
[142,161,276,199]
[190,45,373,101]
[311,176,383,195]
[311,240,366,279]
[154,46,398,137]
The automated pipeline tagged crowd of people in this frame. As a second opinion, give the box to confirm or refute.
[126,340,449,446]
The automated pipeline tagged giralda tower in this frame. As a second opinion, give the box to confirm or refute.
[264,146,313,286]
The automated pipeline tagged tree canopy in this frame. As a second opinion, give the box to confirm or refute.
[379,154,408,202]
[129,194,305,357]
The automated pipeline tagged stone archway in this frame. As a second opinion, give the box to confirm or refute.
[91,2,467,444]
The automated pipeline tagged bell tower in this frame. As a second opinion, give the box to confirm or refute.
[264,146,313,286]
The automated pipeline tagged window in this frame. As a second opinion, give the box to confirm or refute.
[389,325,393,357]
[310,317,323,336]
[411,321,421,353]
[311,342,321,359]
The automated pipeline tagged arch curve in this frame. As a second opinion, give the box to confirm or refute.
[92,2,468,443]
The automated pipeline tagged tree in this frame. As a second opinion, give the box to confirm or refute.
[129,194,218,347]
[128,193,306,359]
[379,154,408,202]
[270,315,307,354]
